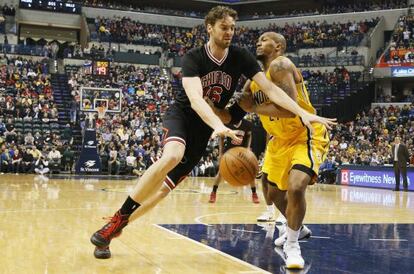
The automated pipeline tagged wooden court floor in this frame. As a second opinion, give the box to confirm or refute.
[0,175,413,274]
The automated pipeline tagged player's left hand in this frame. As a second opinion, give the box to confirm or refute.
[300,112,337,133]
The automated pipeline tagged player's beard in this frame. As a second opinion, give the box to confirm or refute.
[214,36,231,49]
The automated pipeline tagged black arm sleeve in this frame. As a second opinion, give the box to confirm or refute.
[181,50,200,77]
[240,48,262,80]
[228,102,246,125]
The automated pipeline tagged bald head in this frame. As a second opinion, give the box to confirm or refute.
[263,32,286,53]
[256,31,287,62]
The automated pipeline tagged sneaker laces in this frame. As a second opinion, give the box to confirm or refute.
[99,214,126,238]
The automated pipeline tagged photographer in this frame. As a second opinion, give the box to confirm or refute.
[34,155,49,175]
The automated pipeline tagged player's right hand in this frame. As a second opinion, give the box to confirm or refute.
[213,125,242,145]
[300,112,337,133]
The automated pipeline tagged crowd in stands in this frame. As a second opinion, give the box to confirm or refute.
[268,0,408,19]
[67,64,173,175]
[319,103,414,183]
[82,0,406,19]
[381,14,414,64]
[328,104,414,166]
[93,16,379,55]
[301,66,364,105]
[229,19,378,53]
[289,49,364,67]
[1,53,411,179]
[322,0,407,14]
[0,55,75,175]
[83,0,203,18]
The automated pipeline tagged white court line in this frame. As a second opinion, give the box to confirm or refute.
[369,238,408,242]
[231,228,260,234]
[154,224,271,274]
[311,236,331,239]
[194,211,254,226]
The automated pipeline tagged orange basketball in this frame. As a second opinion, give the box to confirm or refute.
[219,147,259,187]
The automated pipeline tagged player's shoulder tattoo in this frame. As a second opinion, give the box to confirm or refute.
[270,57,292,73]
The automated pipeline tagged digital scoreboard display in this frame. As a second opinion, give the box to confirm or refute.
[92,60,110,77]
[19,0,82,14]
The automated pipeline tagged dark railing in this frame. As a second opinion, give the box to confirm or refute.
[0,44,51,57]
[290,55,365,67]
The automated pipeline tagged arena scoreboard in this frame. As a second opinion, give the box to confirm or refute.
[19,0,82,14]
[92,60,110,77]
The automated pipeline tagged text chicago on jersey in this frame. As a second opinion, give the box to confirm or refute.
[201,71,232,90]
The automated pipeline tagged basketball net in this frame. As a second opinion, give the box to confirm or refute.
[97,106,107,120]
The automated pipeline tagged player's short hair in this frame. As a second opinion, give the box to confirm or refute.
[205,6,238,28]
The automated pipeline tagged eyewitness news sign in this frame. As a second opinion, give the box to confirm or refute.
[340,166,414,191]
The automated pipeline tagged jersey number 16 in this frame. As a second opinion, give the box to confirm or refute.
[203,86,223,103]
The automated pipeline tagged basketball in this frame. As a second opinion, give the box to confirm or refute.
[219,147,259,187]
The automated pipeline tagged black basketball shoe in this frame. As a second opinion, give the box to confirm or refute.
[94,246,111,259]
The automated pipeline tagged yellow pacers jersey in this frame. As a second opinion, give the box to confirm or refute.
[250,69,326,142]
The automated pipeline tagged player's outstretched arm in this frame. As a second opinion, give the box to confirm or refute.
[252,66,336,131]
[182,77,242,142]
[236,75,293,118]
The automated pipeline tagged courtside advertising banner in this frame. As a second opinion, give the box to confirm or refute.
[75,128,102,173]
[340,166,414,191]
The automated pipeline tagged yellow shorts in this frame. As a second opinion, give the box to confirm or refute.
[262,135,329,191]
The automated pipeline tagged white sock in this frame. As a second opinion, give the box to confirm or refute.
[267,205,274,213]
[286,226,300,243]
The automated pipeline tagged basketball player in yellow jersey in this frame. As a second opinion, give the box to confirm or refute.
[239,32,330,269]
